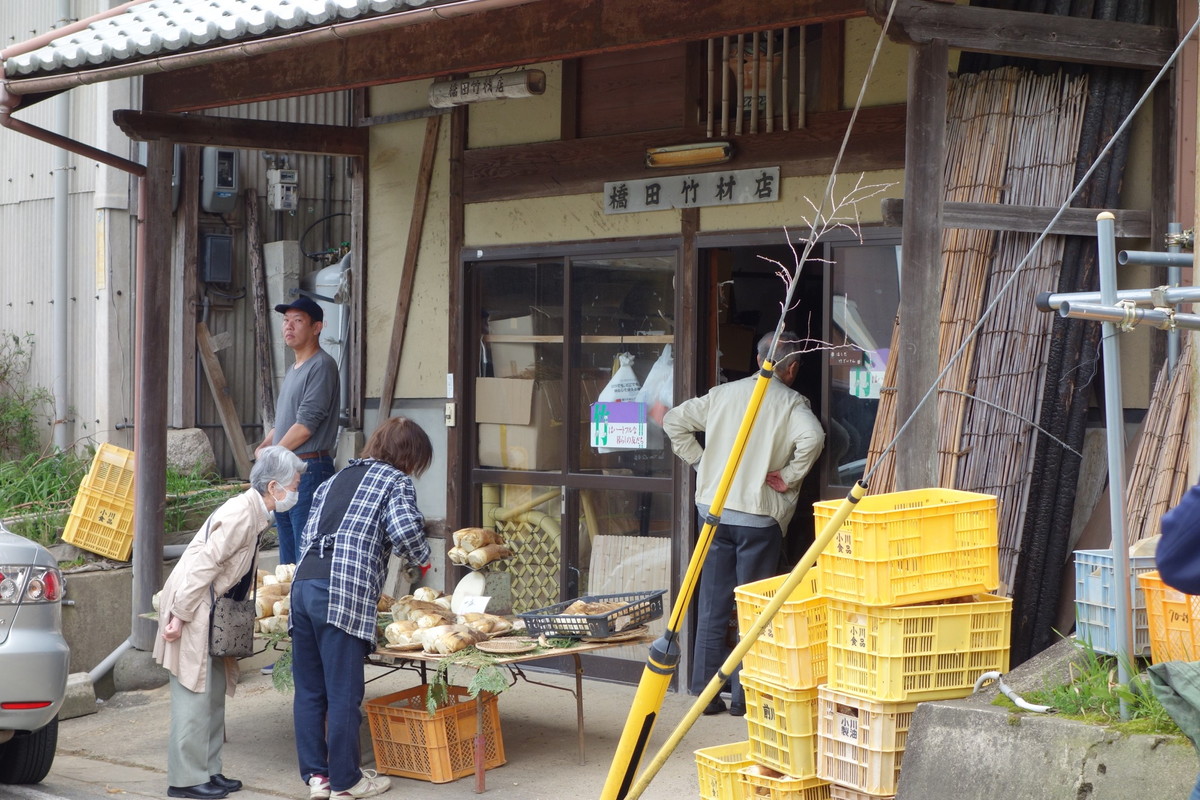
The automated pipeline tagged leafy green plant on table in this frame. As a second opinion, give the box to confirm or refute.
[1008,639,1182,737]
[425,636,579,713]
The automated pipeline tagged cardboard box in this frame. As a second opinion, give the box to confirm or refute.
[476,377,563,470]
[487,308,562,378]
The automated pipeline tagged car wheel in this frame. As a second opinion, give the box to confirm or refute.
[0,717,58,784]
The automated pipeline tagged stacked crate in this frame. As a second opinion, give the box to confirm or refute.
[813,488,1010,799]
[1073,549,1157,656]
[696,488,1011,800]
[1138,571,1200,663]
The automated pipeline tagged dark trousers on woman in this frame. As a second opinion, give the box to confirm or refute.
[290,578,372,792]
[689,518,782,711]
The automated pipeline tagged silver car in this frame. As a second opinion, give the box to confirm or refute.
[0,524,69,784]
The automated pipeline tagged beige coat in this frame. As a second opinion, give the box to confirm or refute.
[153,488,272,695]
[663,374,825,532]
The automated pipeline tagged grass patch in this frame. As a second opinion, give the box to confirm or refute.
[1007,640,1184,738]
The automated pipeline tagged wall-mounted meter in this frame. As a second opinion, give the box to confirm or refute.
[267,168,299,212]
[200,147,239,214]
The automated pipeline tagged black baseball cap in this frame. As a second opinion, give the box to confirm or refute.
[274,296,324,323]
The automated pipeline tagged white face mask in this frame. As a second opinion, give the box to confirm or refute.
[273,485,299,513]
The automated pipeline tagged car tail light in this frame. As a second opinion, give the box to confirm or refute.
[0,566,63,604]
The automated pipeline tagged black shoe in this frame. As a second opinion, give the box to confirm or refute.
[702,697,727,716]
[729,704,746,717]
[209,774,243,792]
[168,783,230,800]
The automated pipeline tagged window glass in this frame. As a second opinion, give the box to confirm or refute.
[827,243,900,486]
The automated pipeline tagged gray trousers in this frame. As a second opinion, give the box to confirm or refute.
[168,657,227,787]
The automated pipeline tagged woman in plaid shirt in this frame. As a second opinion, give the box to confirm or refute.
[288,417,433,800]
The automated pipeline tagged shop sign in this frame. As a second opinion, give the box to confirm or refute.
[590,401,648,449]
[603,167,780,214]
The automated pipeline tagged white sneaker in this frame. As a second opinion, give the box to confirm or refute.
[308,775,331,800]
[330,770,390,799]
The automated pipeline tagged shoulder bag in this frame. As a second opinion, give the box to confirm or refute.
[204,519,258,658]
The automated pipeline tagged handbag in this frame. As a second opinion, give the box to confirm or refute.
[203,519,258,658]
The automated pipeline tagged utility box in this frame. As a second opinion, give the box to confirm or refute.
[201,233,234,283]
[200,147,239,214]
[267,167,299,211]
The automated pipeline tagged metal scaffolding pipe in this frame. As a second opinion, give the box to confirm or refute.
[1037,286,1200,311]
[1057,300,1200,330]
[1116,250,1195,268]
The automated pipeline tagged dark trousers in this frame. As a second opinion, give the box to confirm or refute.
[290,579,372,792]
[276,455,333,565]
[689,516,782,709]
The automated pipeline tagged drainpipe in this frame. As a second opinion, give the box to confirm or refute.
[51,0,71,451]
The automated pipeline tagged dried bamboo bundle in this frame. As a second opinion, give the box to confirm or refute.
[1124,342,1193,545]
[954,72,1088,589]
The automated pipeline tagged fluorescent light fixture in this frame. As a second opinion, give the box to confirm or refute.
[644,141,733,169]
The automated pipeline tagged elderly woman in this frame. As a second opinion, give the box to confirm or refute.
[289,417,433,800]
[154,446,305,800]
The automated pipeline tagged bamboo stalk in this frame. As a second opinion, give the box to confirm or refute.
[766,30,775,133]
[735,33,744,136]
[750,31,760,134]
[706,37,715,138]
[782,26,790,131]
[720,36,730,138]
[796,26,806,129]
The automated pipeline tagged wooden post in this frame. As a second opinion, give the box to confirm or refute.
[130,140,173,652]
[197,322,254,478]
[245,188,276,429]
[378,114,441,417]
[895,40,947,491]
[447,104,467,531]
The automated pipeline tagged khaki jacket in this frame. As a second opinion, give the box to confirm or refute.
[663,374,824,532]
[153,488,271,695]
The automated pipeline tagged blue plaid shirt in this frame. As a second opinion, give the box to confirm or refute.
[298,458,431,643]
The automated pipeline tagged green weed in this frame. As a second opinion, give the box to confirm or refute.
[0,332,52,459]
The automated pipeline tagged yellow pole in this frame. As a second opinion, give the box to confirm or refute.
[599,363,778,800]
[622,481,867,800]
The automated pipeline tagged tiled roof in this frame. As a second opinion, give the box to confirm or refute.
[5,0,458,78]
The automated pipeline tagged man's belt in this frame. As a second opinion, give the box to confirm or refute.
[297,450,331,460]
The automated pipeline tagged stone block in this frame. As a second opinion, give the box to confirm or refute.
[166,428,217,476]
[59,673,97,720]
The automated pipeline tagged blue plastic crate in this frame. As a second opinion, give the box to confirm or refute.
[1073,549,1156,656]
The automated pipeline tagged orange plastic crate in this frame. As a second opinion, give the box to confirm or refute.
[1139,571,1200,663]
[365,685,505,783]
[695,741,756,800]
[742,674,821,778]
[826,594,1011,702]
[815,686,916,796]
[738,768,831,800]
[735,573,827,689]
[814,489,999,607]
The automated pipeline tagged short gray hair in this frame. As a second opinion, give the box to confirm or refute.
[757,331,804,366]
[250,446,306,494]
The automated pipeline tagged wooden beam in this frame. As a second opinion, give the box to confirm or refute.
[867,0,1175,69]
[378,115,442,416]
[463,105,907,203]
[196,321,254,478]
[244,189,276,431]
[447,104,467,531]
[113,110,368,156]
[881,198,1153,238]
[142,0,864,112]
[895,40,947,491]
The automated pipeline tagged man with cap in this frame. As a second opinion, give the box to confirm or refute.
[256,296,340,569]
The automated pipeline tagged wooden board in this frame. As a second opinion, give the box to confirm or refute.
[586,535,671,661]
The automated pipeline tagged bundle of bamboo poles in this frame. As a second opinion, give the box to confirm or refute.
[863,67,1090,587]
[1124,341,1193,545]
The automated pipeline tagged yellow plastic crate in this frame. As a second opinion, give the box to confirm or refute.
[814,489,999,606]
[829,784,894,800]
[735,573,827,689]
[738,768,831,800]
[366,685,505,783]
[695,741,755,800]
[80,443,135,499]
[742,674,821,778]
[1139,571,1200,663]
[826,594,1012,702]
[815,686,916,796]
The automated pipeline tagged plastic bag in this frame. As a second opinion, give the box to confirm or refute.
[635,346,673,450]
[595,353,641,453]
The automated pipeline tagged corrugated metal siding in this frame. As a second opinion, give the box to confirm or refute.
[192,92,354,476]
